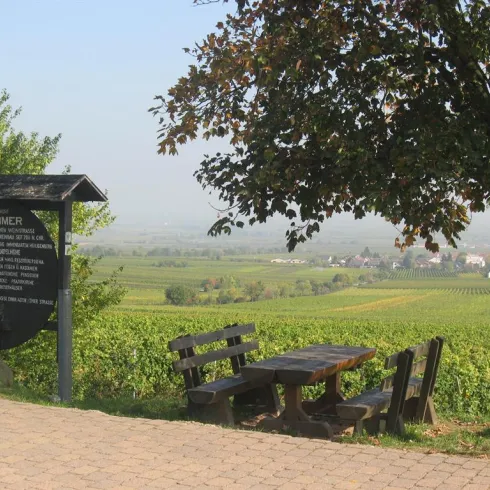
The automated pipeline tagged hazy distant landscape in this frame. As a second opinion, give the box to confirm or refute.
[81,209,490,256]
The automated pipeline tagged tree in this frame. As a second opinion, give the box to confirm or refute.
[332,273,352,285]
[152,0,490,253]
[379,260,390,271]
[0,89,125,394]
[295,279,313,296]
[277,282,294,298]
[219,275,239,289]
[201,277,218,291]
[402,250,416,269]
[442,260,455,271]
[310,279,326,295]
[217,288,238,304]
[0,90,125,327]
[456,252,468,265]
[165,284,198,305]
[244,281,265,301]
[360,247,372,258]
[263,286,278,300]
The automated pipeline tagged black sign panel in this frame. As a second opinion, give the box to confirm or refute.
[0,205,57,349]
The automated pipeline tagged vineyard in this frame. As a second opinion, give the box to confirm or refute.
[365,273,490,293]
[3,286,490,418]
[3,255,490,420]
[441,288,490,295]
[389,269,458,279]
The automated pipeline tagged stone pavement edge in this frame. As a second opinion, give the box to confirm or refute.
[1,398,489,490]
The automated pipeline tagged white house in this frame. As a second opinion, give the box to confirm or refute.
[466,254,486,268]
[270,258,307,264]
[428,256,441,264]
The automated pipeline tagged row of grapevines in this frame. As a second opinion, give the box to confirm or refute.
[389,269,458,280]
[3,310,489,418]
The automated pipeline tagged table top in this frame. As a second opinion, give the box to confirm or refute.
[241,344,376,385]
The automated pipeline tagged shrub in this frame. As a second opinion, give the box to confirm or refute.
[333,273,352,285]
[165,285,198,306]
[216,289,237,304]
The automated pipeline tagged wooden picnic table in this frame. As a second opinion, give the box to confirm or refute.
[240,344,376,438]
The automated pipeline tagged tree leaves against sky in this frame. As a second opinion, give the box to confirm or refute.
[151,0,490,252]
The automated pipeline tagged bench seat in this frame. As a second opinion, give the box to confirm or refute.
[337,377,423,421]
[188,374,261,405]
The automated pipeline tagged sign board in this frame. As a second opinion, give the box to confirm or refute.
[0,205,57,349]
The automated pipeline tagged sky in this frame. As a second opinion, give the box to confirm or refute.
[2,0,234,224]
[2,1,488,241]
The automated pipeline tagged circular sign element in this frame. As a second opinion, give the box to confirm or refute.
[0,204,58,350]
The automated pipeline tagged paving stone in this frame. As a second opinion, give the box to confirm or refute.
[1,398,490,490]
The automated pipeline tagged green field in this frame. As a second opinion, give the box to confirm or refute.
[93,256,490,309]
[90,255,490,332]
[5,255,489,420]
[93,256,362,306]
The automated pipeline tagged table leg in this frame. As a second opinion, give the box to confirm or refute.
[262,384,333,438]
[302,372,345,415]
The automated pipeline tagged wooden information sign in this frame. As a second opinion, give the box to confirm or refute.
[0,204,57,350]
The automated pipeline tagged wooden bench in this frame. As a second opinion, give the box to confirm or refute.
[336,337,444,435]
[169,323,280,426]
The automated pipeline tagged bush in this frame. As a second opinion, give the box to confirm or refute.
[244,281,265,302]
[333,273,352,285]
[216,289,238,304]
[165,285,198,306]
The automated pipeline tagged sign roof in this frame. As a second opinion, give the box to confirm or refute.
[0,175,107,202]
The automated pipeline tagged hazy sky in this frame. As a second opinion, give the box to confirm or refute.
[2,0,234,224]
[2,1,488,240]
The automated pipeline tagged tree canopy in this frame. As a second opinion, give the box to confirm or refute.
[151,0,490,252]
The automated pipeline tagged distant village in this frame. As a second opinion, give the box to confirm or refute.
[271,252,486,270]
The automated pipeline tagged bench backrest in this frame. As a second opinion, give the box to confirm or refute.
[381,336,445,429]
[168,323,258,390]
[381,337,444,393]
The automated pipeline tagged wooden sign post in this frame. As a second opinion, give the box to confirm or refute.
[0,175,107,402]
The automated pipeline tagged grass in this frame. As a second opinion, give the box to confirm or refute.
[342,419,490,458]
[0,382,185,420]
[2,382,489,458]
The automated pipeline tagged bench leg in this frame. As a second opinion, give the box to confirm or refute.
[402,397,418,422]
[256,383,281,413]
[366,416,382,435]
[405,396,437,425]
[302,372,344,415]
[188,399,235,426]
[261,384,334,439]
[353,416,382,436]
[422,397,437,425]
[385,414,405,435]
